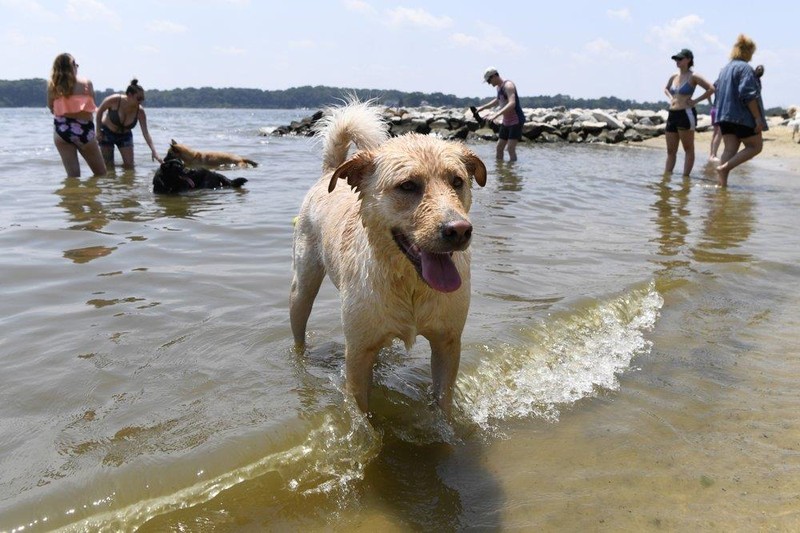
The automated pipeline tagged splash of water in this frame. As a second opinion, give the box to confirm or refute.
[46,402,380,532]
[458,283,663,430]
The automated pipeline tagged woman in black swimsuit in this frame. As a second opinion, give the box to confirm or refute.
[95,79,162,169]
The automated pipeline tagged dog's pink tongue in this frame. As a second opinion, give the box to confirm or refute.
[420,251,461,292]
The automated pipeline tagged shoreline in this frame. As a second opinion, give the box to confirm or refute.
[633,122,800,174]
[269,105,800,174]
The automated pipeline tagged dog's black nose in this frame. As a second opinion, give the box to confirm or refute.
[441,219,473,247]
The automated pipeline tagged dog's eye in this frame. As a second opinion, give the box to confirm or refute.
[398,180,420,193]
[452,177,464,189]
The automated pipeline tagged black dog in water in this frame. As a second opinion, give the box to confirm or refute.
[153,156,248,194]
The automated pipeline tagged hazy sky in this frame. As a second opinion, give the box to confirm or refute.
[3,0,799,106]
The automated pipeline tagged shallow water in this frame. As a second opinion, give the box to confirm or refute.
[1,108,799,531]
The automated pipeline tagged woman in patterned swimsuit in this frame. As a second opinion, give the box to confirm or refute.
[46,53,107,178]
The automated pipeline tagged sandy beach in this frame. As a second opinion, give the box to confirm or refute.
[636,119,800,174]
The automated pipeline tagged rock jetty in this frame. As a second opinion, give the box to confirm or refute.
[266,106,713,144]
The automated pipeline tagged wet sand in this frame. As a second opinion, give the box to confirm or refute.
[636,120,800,174]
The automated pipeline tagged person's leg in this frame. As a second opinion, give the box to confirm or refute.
[678,128,695,177]
[716,133,762,186]
[709,125,721,160]
[664,131,679,174]
[506,139,518,161]
[119,145,135,169]
[100,143,115,167]
[495,139,507,160]
[79,139,107,177]
[716,134,741,187]
[54,134,81,177]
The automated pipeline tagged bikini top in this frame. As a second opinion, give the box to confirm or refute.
[53,84,96,116]
[107,96,139,132]
[670,75,694,96]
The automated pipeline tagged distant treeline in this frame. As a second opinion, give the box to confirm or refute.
[0,77,784,115]
[0,78,668,112]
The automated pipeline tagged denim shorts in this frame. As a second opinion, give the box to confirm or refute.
[99,125,134,148]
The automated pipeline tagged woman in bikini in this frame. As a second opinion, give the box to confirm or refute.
[46,53,107,178]
[663,48,715,178]
[96,79,162,169]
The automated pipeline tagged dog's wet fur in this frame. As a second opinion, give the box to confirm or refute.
[290,100,487,414]
[166,139,258,169]
[153,155,248,194]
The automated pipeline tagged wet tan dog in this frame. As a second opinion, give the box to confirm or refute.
[166,139,258,168]
[290,100,486,414]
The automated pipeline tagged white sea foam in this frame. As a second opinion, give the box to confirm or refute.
[458,283,663,430]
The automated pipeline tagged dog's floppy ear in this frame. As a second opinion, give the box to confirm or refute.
[461,147,487,187]
[329,151,374,193]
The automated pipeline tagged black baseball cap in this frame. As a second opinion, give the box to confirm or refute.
[671,48,694,60]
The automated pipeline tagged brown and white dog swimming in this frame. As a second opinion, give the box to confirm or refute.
[166,139,258,168]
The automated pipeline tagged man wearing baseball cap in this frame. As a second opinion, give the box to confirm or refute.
[474,67,525,161]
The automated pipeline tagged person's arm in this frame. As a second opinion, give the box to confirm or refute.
[476,97,498,113]
[746,98,764,133]
[137,109,161,162]
[95,95,113,139]
[664,75,676,102]
[739,66,764,131]
[46,85,55,114]
[689,74,715,107]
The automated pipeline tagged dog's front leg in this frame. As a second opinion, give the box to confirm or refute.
[429,335,462,415]
[345,341,382,413]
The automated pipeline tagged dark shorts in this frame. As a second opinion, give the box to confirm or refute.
[54,116,95,146]
[665,108,697,132]
[99,125,134,149]
[498,123,522,140]
[718,121,757,139]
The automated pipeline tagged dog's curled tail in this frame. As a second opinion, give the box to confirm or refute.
[314,98,390,173]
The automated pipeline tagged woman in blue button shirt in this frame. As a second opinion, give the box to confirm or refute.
[714,34,767,187]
